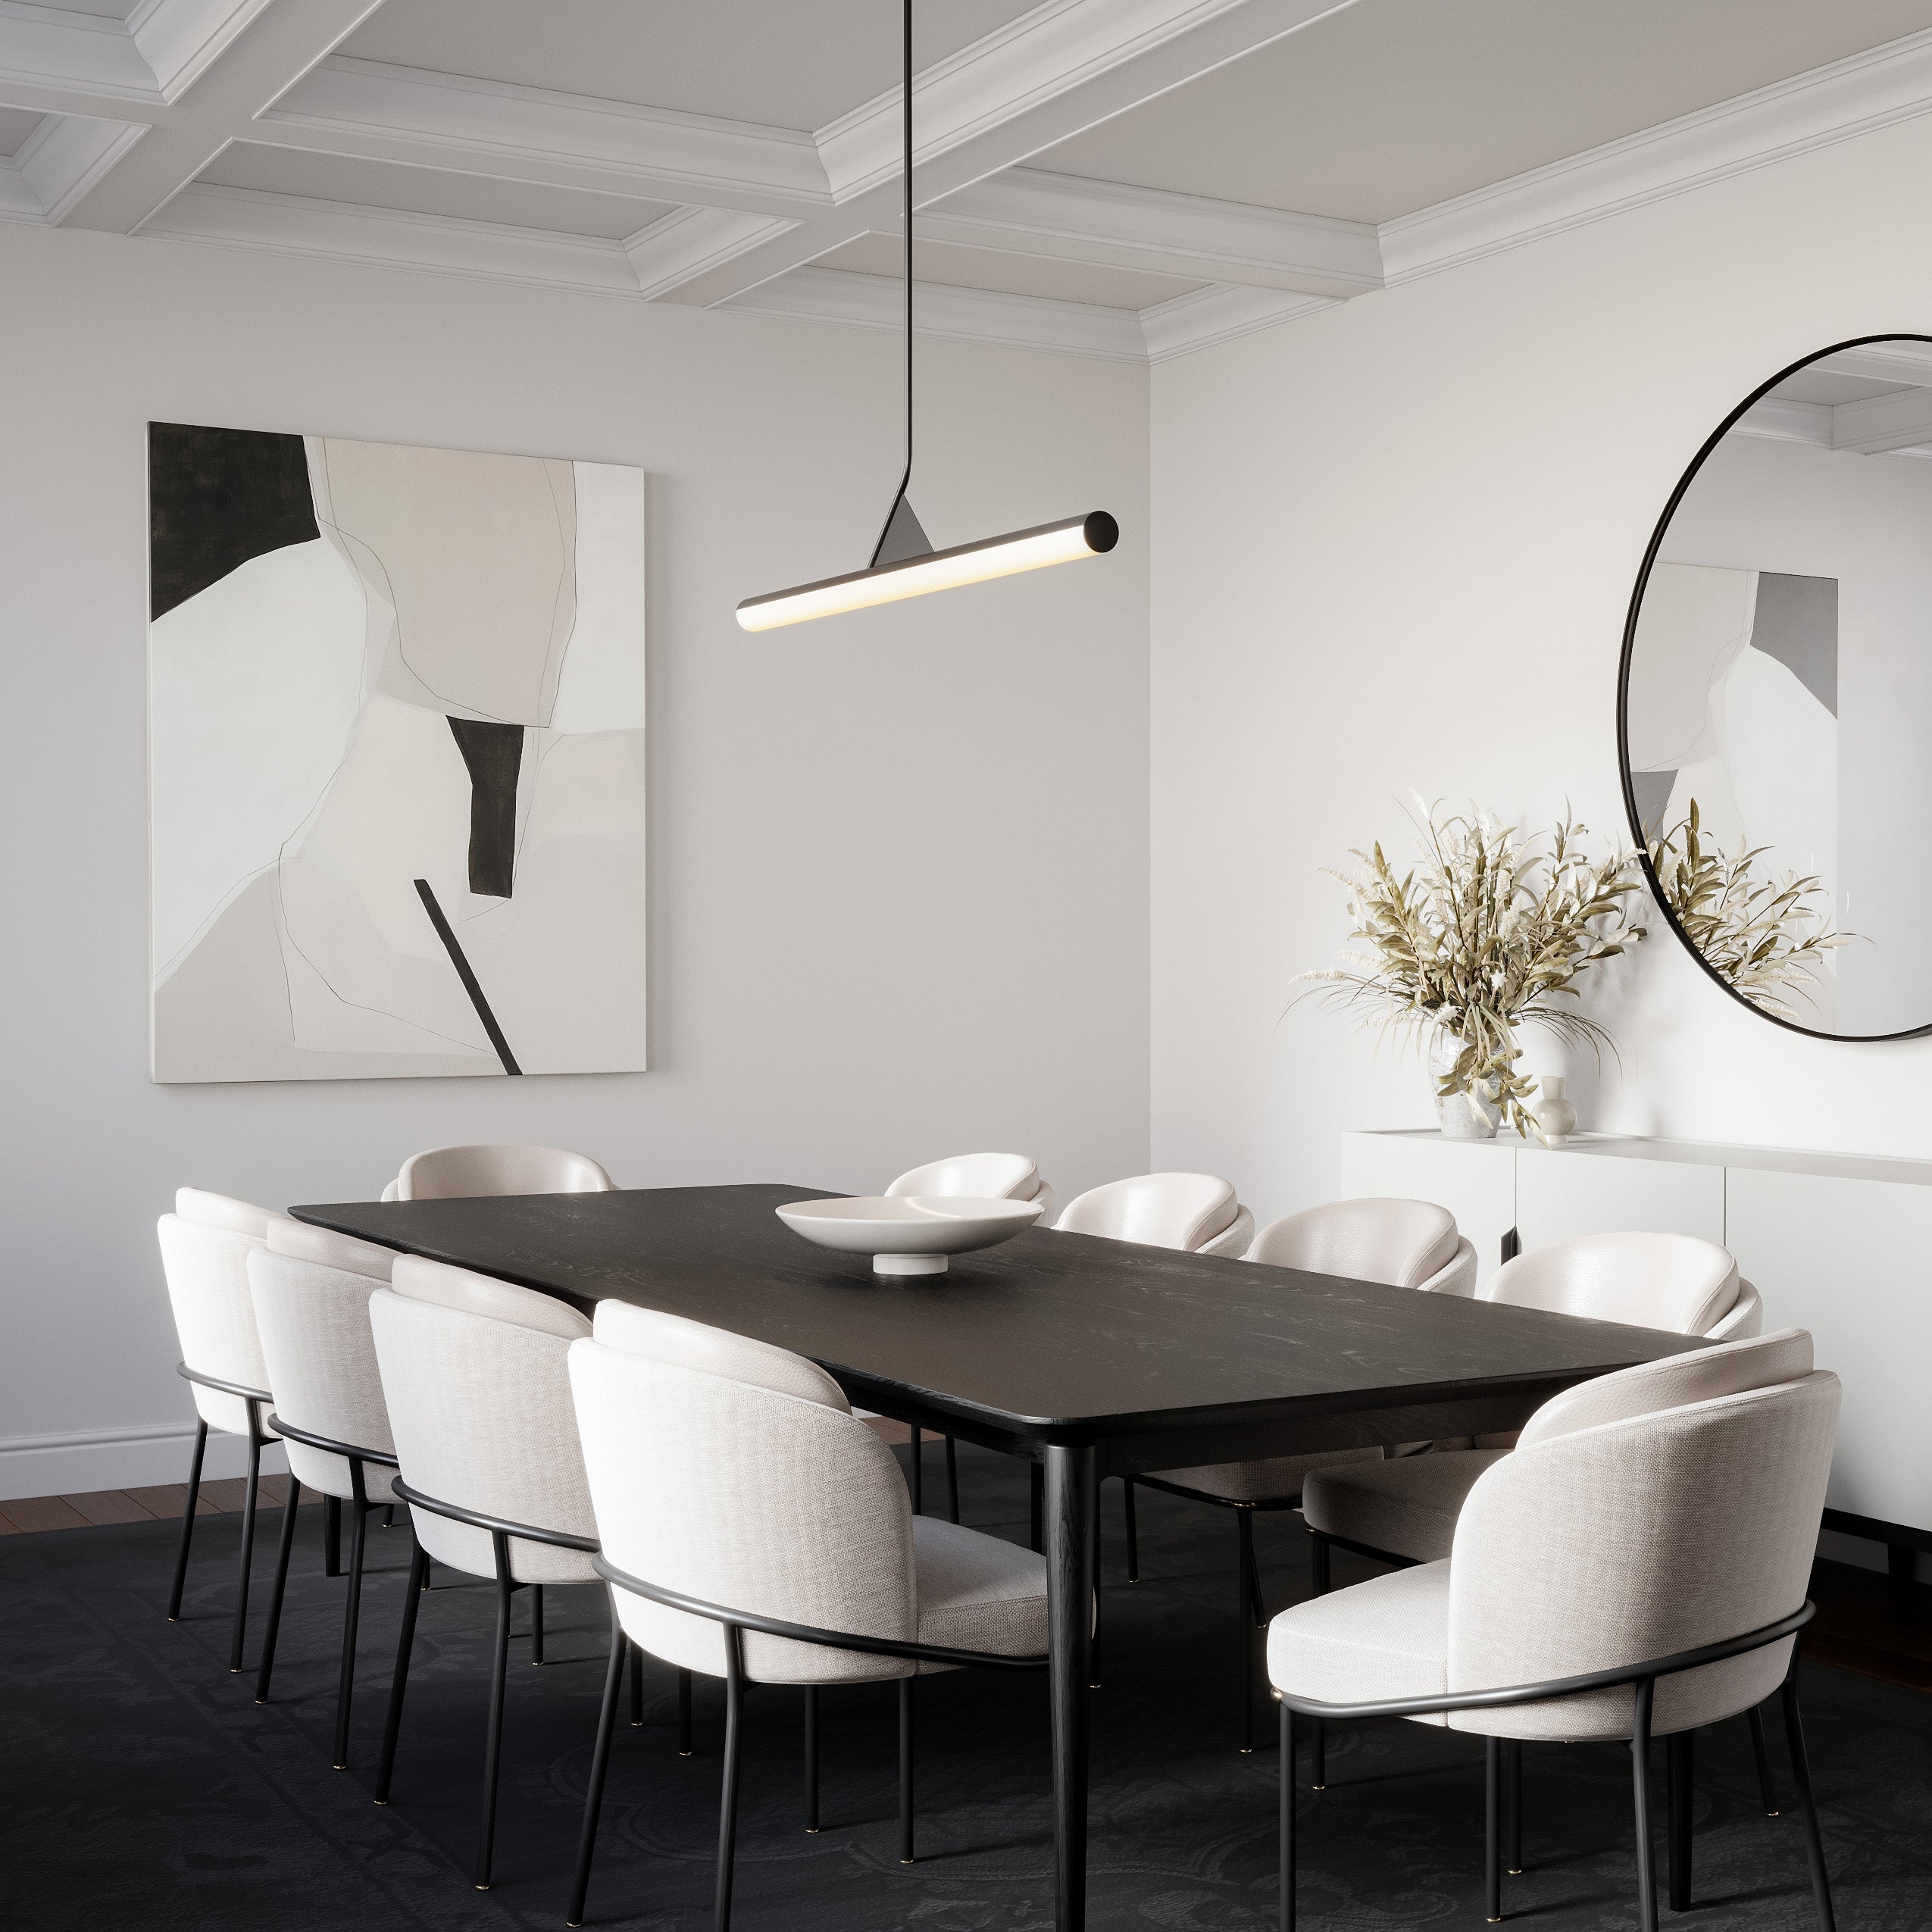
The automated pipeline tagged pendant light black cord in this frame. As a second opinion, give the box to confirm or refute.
[902,0,913,492]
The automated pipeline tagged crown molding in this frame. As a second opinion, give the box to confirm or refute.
[1138,279,1334,360]
[127,0,274,102]
[1733,396,1830,448]
[264,57,831,208]
[1381,24,1932,285]
[140,180,646,296]
[1812,341,1932,386]
[0,2,161,110]
[624,203,801,300]
[720,262,1148,361]
[925,164,1380,298]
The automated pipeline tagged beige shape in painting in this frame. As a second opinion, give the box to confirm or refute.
[309,438,578,727]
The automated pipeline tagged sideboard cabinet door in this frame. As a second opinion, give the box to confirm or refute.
[1726,1167,1932,1536]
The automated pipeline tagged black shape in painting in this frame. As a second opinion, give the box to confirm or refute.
[446,717,525,899]
[148,424,320,621]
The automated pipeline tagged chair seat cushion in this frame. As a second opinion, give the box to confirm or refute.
[912,1516,1048,1669]
[1148,1446,1380,1504]
[1301,1448,1510,1562]
[1267,1559,1452,1725]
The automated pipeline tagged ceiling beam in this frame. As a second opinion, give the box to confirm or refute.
[1829,385,1932,455]
[56,0,385,233]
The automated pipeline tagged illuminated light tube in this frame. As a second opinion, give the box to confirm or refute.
[736,511,1118,633]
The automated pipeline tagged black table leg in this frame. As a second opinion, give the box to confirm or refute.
[1046,1443,1096,1932]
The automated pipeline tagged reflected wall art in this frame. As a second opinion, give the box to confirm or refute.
[148,424,647,1082]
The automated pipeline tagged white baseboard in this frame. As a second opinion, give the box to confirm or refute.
[0,1421,287,1501]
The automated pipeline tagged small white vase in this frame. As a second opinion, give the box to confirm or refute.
[1531,1075,1577,1147]
[1430,1030,1500,1141]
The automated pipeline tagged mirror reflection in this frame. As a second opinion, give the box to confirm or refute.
[1624,334,1932,1038]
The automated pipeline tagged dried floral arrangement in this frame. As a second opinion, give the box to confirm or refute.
[1645,800,1849,1021]
[1297,802,1648,1139]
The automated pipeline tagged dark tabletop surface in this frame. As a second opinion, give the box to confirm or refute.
[292,1184,1702,1444]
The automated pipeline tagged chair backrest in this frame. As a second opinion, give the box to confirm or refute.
[1448,1329,1838,1742]
[369,1257,595,1583]
[248,1246,396,1501]
[1481,1231,1742,1336]
[571,1311,916,1685]
[885,1152,1039,1202]
[158,1190,277,1434]
[1055,1172,1240,1252]
[594,1301,849,1408]
[393,1143,616,1201]
[1249,1198,1461,1289]
[267,1215,395,1281]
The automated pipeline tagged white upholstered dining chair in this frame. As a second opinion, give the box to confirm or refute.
[1055,1171,1255,1258]
[1271,1328,1840,1932]
[367,1255,599,1892]
[156,1186,282,1671]
[564,1302,1050,1932]
[1300,1230,1771,1789]
[380,1143,616,1202]
[246,1218,399,1767]
[1123,1196,1475,1752]
[883,1151,1058,1521]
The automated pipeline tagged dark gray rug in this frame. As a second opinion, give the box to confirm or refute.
[3,1446,1926,1930]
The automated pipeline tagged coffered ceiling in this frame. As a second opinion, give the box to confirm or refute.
[4,0,1932,361]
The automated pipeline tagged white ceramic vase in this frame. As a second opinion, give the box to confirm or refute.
[1429,1030,1501,1140]
[1531,1075,1577,1147]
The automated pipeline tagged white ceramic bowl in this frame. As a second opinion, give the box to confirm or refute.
[775,1195,1043,1277]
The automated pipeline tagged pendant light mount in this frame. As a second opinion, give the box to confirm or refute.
[737,0,1118,633]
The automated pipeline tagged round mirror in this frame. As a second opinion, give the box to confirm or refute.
[1621,333,1932,1040]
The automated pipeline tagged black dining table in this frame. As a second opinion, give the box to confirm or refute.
[293,1182,1705,1931]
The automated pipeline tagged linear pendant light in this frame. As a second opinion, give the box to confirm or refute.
[735,0,1118,633]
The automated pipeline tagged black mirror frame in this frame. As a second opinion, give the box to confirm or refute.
[1617,330,1932,1043]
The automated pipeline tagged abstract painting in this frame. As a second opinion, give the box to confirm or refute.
[148,424,647,1083]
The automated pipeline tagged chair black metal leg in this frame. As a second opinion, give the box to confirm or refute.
[1666,1729,1694,1912]
[1123,1477,1140,1582]
[1030,1460,1044,1553]
[374,1540,429,1804]
[1250,1523,1269,1627]
[566,1621,627,1927]
[715,1631,745,1932]
[253,1476,304,1704]
[324,1492,342,1578]
[474,1558,514,1890]
[944,1434,960,1524]
[1630,1678,1658,1932]
[1748,1705,1780,1815]
[532,1583,546,1665]
[1485,1735,1502,1923]
[804,1685,820,1832]
[629,1635,645,1727]
[1505,1737,1524,1874]
[333,1472,370,1770]
[1308,1715,1325,1787]
[1089,1478,1103,1690]
[382,1502,394,1529]
[1310,1528,1331,1596]
[1279,1700,1296,1932]
[229,1414,264,1671]
[1237,1509,1259,1753]
[908,1426,923,1515]
[168,1417,209,1621]
[1780,1673,1837,1932]
[899,1676,915,1865]
[679,1668,694,1755]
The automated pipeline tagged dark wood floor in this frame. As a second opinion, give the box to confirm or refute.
[5,1468,1927,1697]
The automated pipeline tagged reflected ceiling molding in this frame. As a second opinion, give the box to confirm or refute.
[1812,342,1932,386]
[1139,281,1336,361]
[1381,23,1932,286]
[923,166,1381,299]
[0,114,148,224]
[142,183,647,298]
[1733,390,1932,462]
[719,264,1149,362]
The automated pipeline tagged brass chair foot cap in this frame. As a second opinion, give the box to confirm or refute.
[679,1749,694,1758]
[474,1884,490,1892]
[805,1828,821,1836]
[1239,1746,1253,1755]
[1311,1783,1326,1791]
[167,1617,180,1624]
[333,1763,348,1772]
[1508,1868,1524,1875]
[373,1800,387,1807]
[230,1667,242,1674]
[254,1699,268,1707]
[900,1859,914,1867]
[1767,1809,1780,1818]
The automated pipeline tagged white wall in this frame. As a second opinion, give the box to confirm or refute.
[0,223,1150,1498]
[1149,110,1932,1236]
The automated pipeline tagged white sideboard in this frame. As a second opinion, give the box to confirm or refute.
[1340,1129,1932,1556]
